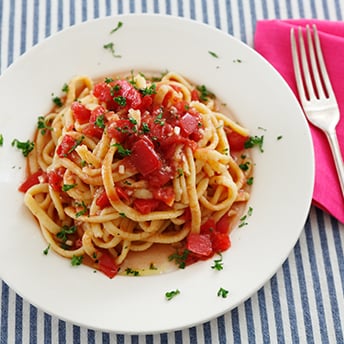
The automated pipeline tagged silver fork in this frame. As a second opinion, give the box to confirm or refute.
[291,24,344,198]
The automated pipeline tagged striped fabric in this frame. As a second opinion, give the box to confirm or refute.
[1,0,344,343]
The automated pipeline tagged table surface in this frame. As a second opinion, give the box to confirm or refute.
[1,0,344,343]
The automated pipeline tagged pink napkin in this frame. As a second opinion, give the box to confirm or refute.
[254,19,344,223]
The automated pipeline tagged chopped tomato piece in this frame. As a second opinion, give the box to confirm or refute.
[211,232,231,252]
[180,113,199,135]
[82,123,104,139]
[71,102,91,124]
[225,128,249,152]
[152,186,175,206]
[107,119,132,143]
[96,190,111,209]
[47,169,63,191]
[130,138,162,176]
[146,168,173,187]
[116,186,131,202]
[18,170,46,192]
[200,218,216,235]
[56,135,76,157]
[98,253,119,279]
[186,233,213,258]
[216,214,231,234]
[133,198,160,214]
[191,89,200,101]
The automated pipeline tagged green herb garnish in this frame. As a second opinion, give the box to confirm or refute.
[71,255,83,266]
[208,51,219,58]
[244,135,264,152]
[0,134,3,146]
[125,267,139,276]
[140,83,156,96]
[165,289,180,301]
[95,114,105,129]
[75,201,88,217]
[196,85,214,102]
[211,254,224,271]
[114,96,127,106]
[43,244,51,255]
[11,139,34,157]
[103,42,121,58]
[110,21,123,34]
[112,143,132,157]
[37,116,53,135]
[52,95,63,107]
[168,249,189,269]
[62,184,77,192]
[217,287,229,298]
[56,225,77,242]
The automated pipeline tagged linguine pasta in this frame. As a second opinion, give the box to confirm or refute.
[19,71,253,278]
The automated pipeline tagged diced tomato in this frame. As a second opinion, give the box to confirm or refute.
[98,252,119,279]
[107,119,132,143]
[96,190,111,209]
[47,169,63,191]
[116,186,130,202]
[191,89,200,101]
[56,135,77,157]
[90,105,106,122]
[152,186,175,206]
[133,198,160,214]
[146,167,173,188]
[211,232,231,252]
[139,95,154,112]
[93,82,117,109]
[186,233,213,258]
[18,170,46,193]
[82,123,104,139]
[180,112,199,136]
[216,214,231,234]
[225,128,249,152]
[71,102,91,124]
[117,80,142,109]
[200,218,216,235]
[130,138,162,176]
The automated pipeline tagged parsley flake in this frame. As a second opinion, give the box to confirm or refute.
[244,135,264,152]
[11,139,34,157]
[165,289,180,301]
[37,116,53,135]
[0,134,3,146]
[110,21,123,34]
[43,244,51,255]
[211,254,224,271]
[217,287,229,298]
[71,255,83,266]
[62,184,77,192]
[112,143,132,157]
[208,50,219,58]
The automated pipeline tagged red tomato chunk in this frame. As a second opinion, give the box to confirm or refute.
[98,253,119,279]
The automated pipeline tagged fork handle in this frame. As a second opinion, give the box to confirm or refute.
[326,130,344,199]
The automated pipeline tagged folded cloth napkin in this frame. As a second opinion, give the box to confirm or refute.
[254,19,344,223]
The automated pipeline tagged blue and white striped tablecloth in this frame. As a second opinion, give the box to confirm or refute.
[1,1,344,343]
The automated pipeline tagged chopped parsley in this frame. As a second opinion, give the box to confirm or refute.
[244,135,264,152]
[114,95,127,106]
[239,161,250,171]
[217,287,229,298]
[43,244,51,255]
[62,83,69,93]
[165,289,180,301]
[0,134,3,146]
[149,263,158,270]
[140,83,156,96]
[11,139,34,157]
[61,184,77,192]
[52,95,63,107]
[68,135,84,154]
[196,85,214,102]
[208,50,219,58]
[75,201,88,217]
[95,114,105,129]
[239,206,253,228]
[112,143,132,157]
[247,177,254,185]
[71,255,83,266]
[277,135,283,140]
[154,112,165,126]
[110,21,123,34]
[56,225,77,242]
[168,249,189,269]
[125,267,140,276]
[211,254,224,271]
[37,116,53,135]
[141,122,150,134]
[103,42,121,58]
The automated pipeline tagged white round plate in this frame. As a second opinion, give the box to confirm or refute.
[0,14,314,334]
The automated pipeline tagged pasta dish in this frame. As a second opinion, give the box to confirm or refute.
[18,71,253,278]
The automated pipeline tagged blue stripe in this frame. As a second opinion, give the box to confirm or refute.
[44,313,52,344]
[257,288,270,344]
[105,0,111,16]
[273,0,281,18]
[244,299,255,344]
[73,324,81,343]
[310,0,317,18]
[57,0,63,31]
[20,0,27,54]
[203,321,212,344]
[216,315,226,344]
[145,334,153,344]
[270,274,285,342]
[174,329,183,344]
[249,0,257,34]
[116,333,124,344]
[297,0,305,18]
[237,0,247,42]
[177,0,183,16]
[69,0,75,25]
[129,0,135,13]
[118,0,123,14]
[231,307,241,342]
[45,0,51,37]
[58,320,66,344]
[321,0,330,19]
[334,0,342,20]
[102,332,110,343]
[189,326,197,342]
[160,332,168,344]
[82,0,87,21]
[316,210,344,343]
[33,0,39,45]
[153,0,159,13]
[201,0,208,23]
[7,0,15,66]
[93,0,99,18]
[87,329,95,344]
[165,0,171,14]
[307,209,329,343]
[0,282,9,344]
[141,0,147,13]
[29,305,37,344]
[293,230,315,343]
[285,0,293,18]
[282,260,299,343]
[213,0,221,29]
[260,0,269,19]
[225,0,233,35]
[189,0,195,19]
[15,294,23,343]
